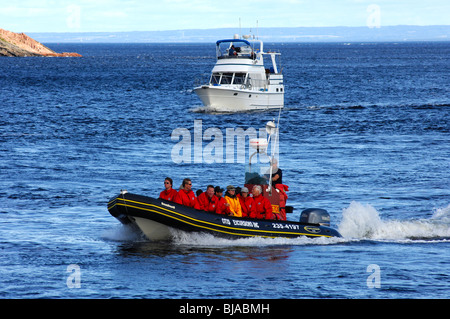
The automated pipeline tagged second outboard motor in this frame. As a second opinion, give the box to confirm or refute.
[300,208,330,227]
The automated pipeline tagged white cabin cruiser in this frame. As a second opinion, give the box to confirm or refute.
[194,38,284,112]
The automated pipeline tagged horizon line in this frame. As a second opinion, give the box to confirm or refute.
[24,24,450,34]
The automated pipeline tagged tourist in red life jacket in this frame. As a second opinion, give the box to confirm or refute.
[268,159,288,220]
[197,185,219,213]
[214,186,230,215]
[175,178,196,208]
[274,184,289,221]
[238,187,256,218]
[251,185,273,220]
[159,177,178,202]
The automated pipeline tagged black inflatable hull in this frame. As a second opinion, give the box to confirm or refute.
[107,192,342,240]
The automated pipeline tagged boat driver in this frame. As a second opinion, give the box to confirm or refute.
[229,45,237,56]
[265,158,282,186]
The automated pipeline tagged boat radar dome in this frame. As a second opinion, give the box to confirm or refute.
[265,121,277,135]
[250,138,268,152]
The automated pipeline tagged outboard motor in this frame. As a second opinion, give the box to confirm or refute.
[300,208,330,227]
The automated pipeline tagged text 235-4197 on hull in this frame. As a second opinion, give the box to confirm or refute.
[107,192,342,241]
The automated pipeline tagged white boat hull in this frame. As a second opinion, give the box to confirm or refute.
[194,86,284,112]
[131,216,172,240]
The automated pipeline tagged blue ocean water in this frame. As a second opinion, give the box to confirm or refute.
[0,42,449,300]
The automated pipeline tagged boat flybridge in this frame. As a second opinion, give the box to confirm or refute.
[194,36,284,112]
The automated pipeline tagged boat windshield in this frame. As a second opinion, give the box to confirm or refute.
[245,163,270,185]
[216,39,257,60]
[210,72,247,85]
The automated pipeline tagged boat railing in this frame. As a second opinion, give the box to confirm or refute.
[264,49,281,55]
[217,54,256,60]
[194,74,211,87]
[246,78,269,91]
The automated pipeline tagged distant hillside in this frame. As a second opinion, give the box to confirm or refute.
[28,25,450,43]
[0,28,81,57]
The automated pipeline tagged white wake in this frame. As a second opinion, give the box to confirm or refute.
[338,201,450,241]
[103,202,450,245]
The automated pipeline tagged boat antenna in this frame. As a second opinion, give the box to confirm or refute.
[256,20,259,40]
[265,120,276,193]
[267,107,283,193]
[239,18,242,39]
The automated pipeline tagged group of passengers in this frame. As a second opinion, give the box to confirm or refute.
[159,177,276,220]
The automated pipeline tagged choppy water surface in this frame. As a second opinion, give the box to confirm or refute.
[0,42,449,299]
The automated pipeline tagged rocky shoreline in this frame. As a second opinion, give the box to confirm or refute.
[0,28,81,57]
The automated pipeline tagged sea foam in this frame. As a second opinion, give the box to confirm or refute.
[338,201,450,241]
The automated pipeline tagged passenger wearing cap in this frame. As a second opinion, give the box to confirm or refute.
[214,186,230,215]
[237,187,256,218]
[224,185,242,217]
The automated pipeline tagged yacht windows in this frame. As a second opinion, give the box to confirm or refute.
[217,40,258,60]
[210,73,248,85]
[221,73,233,84]
[211,74,221,85]
[233,73,246,85]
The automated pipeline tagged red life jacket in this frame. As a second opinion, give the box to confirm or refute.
[216,196,230,215]
[159,189,178,202]
[176,189,196,208]
[275,184,289,221]
[197,192,219,213]
[238,194,256,218]
[253,194,273,220]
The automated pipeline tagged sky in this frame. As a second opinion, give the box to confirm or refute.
[1,0,449,33]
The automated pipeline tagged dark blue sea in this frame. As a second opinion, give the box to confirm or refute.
[1,42,449,302]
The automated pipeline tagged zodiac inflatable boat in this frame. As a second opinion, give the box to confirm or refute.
[107,120,341,240]
[107,191,341,240]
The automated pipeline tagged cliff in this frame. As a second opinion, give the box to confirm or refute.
[0,28,81,57]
